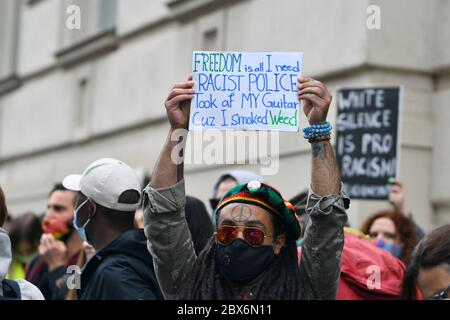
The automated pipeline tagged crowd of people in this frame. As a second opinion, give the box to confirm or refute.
[0,76,449,300]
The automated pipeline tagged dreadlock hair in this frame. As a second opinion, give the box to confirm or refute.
[178,214,304,300]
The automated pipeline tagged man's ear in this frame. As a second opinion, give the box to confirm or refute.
[273,234,286,255]
[87,199,97,218]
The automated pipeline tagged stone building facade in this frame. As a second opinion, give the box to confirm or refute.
[0,0,449,230]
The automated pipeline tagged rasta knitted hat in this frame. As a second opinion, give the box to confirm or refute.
[215,180,301,240]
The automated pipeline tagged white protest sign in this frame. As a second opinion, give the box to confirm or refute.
[189,51,303,131]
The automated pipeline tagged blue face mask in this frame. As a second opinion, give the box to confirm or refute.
[376,239,403,258]
[73,199,96,243]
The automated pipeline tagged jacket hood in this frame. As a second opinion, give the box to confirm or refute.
[83,229,153,279]
[297,232,405,299]
[212,170,265,197]
[338,233,405,299]
[79,228,163,300]
[0,227,12,281]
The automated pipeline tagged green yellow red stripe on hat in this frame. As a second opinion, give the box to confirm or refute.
[215,180,301,240]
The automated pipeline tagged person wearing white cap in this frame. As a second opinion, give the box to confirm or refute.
[62,158,163,300]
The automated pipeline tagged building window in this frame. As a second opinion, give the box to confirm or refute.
[193,10,224,51]
[55,0,118,67]
[0,0,21,94]
[26,0,47,6]
[202,28,218,51]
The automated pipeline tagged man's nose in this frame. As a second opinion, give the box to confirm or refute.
[236,230,245,240]
[46,208,57,219]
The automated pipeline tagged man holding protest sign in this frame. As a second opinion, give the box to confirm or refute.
[143,68,349,299]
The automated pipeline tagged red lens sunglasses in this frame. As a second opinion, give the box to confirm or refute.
[215,225,272,247]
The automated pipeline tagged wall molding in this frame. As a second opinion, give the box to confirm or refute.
[55,28,119,68]
[0,74,21,95]
[0,116,167,165]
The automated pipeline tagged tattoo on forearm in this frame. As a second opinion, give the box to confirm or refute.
[311,140,342,195]
[231,204,252,223]
[312,141,325,160]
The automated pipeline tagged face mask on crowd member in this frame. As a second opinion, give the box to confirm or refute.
[214,180,300,285]
[42,184,76,241]
[72,196,96,243]
[368,217,403,257]
[361,210,419,265]
[374,238,403,258]
[401,224,450,300]
[63,158,142,249]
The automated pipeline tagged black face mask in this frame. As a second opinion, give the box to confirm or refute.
[215,238,275,285]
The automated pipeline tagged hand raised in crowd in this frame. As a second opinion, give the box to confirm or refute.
[39,233,67,272]
[165,74,195,130]
[297,76,333,125]
[389,179,406,213]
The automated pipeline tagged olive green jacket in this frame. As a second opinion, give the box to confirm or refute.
[143,179,349,300]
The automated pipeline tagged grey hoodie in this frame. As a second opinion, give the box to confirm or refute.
[211,170,265,199]
[0,227,44,300]
[211,170,265,224]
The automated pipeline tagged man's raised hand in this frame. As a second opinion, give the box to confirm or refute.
[165,75,195,130]
[297,76,333,125]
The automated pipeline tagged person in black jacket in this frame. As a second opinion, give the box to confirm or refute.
[62,158,163,300]
[76,226,162,299]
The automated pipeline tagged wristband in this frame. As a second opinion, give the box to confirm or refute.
[303,122,332,140]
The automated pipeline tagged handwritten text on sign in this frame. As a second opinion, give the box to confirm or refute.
[189,51,303,131]
[335,87,401,200]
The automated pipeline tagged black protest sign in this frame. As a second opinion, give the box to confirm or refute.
[335,87,401,200]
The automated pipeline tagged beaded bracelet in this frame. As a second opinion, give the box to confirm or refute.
[303,122,332,140]
[308,135,331,143]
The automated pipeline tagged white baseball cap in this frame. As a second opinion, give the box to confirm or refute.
[62,158,142,212]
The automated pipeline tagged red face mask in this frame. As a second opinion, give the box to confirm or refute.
[41,218,70,240]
